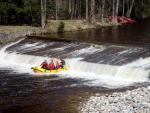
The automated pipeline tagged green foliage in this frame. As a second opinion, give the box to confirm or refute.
[47,0,56,19]
[0,0,40,25]
[58,7,69,20]
[0,0,150,25]
[135,1,143,18]
[142,2,150,17]
[23,0,41,24]
[0,2,8,13]
[57,21,65,33]
[135,0,150,18]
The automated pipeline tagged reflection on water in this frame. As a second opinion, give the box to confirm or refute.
[0,70,112,113]
[1,70,148,113]
[43,19,150,46]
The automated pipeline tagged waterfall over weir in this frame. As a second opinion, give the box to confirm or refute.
[0,38,150,88]
[0,50,149,88]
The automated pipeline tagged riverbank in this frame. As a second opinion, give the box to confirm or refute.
[79,86,150,113]
[44,20,116,33]
[0,26,39,45]
[0,20,116,45]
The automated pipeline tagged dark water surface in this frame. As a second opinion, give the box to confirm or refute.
[1,19,150,113]
[0,70,114,113]
[43,19,150,47]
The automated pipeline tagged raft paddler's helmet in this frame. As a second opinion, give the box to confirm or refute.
[44,60,47,62]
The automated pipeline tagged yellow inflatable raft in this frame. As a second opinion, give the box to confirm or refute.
[31,66,69,73]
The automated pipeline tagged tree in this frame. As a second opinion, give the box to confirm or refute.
[47,0,55,19]
[0,0,150,26]
[90,0,96,23]
[78,0,82,19]
[115,0,119,22]
[86,0,89,23]
[111,0,119,24]
[101,0,106,23]
[56,0,58,20]
[41,0,46,29]
[126,0,135,18]
[71,0,75,19]
[142,0,150,17]
[69,0,71,16]
[122,0,125,21]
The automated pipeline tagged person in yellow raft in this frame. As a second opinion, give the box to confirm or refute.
[40,59,65,70]
[48,59,61,70]
[48,60,55,70]
[40,59,48,69]
[55,61,60,69]
[60,59,66,68]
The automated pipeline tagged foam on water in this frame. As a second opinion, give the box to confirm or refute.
[0,40,149,88]
[73,46,101,54]
[124,57,150,69]
[0,51,149,88]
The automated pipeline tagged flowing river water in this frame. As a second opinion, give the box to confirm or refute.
[0,19,150,113]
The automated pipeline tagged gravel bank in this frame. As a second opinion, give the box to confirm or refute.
[0,29,38,45]
[79,86,150,113]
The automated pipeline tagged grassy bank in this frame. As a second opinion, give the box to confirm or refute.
[44,20,116,34]
[0,20,117,35]
[0,26,37,32]
[0,20,117,45]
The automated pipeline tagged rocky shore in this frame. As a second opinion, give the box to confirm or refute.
[0,28,39,45]
[79,86,150,113]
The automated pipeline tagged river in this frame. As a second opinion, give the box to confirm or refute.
[0,19,150,113]
[44,19,150,46]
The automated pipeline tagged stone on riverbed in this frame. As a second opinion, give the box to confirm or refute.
[79,86,150,113]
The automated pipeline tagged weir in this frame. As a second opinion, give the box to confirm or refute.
[0,39,150,87]
[0,51,149,82]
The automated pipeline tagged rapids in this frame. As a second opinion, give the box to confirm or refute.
[0,38,149,88]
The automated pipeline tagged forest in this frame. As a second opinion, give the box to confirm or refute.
[0,0,150,27]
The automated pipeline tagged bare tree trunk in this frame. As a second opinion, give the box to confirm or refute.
[75,0,78,17]
[86,0,89,23]
[97,0,101,21]
[122,0,125,21]
[56,0,58,20]
[78,0,81,19]
[69,0,71,17]
[101,0,105,23]
[115,0,119,22]
[126,0,135,18]
[111,0,119,24]
[41,0,46,29]
[90,0,96,23]
[125,0,130,17]
[112,0,115,23]
[71,0,75,19]
[44,0,46,23]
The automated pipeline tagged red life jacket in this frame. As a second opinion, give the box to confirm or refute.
[49,63,55,70]
[56,61,60,68]
[41,62,48,67]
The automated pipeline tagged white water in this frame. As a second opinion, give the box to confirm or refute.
[0,40,149,88]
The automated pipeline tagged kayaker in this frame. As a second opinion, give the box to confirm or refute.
[60,59,66,68]
[55,61,60,69]
[49,60,55,70]
[40,60,48,69]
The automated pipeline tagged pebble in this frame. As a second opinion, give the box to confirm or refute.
[79,86,150,113]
